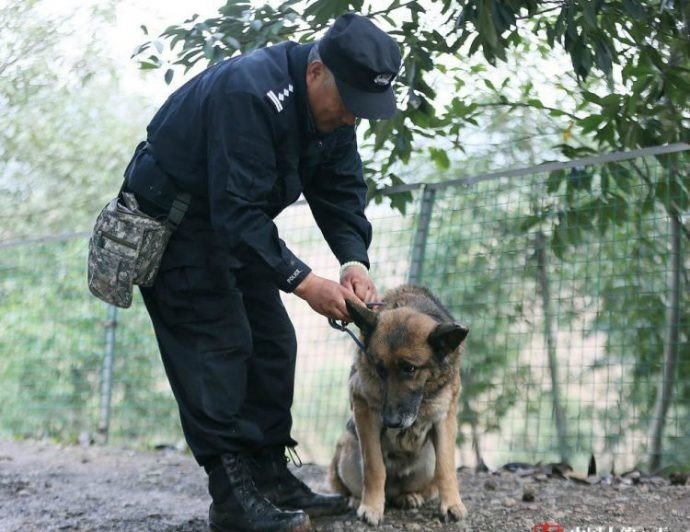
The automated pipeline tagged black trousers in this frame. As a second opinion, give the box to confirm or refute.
[139,209,298,468]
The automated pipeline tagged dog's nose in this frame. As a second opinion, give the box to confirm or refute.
[383,414,404,429]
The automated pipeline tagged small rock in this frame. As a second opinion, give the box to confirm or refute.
[623,470,641,484]
[534,473,548,482]
[609,507,625,517]
[78,431,93,447]
[503,497,517,507]
[404,523,422,531]
[484,478,497,490]
[522,487,536,502]
[670,471,688,486]
[329,521,344,531]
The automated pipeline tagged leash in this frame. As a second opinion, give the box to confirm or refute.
[328,318,367,351]
[328,302,384,352]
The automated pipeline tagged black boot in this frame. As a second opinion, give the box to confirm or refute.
[208,453,312,532]
[251,446,348,517]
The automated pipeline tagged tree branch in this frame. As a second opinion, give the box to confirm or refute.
[475,100,580,120]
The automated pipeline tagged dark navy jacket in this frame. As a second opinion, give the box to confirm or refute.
[134,42,372,292]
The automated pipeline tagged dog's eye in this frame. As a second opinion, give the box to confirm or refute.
[376,363,387,379]
[400,362,417,376]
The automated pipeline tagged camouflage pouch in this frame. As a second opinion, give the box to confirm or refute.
[87,192,187,308]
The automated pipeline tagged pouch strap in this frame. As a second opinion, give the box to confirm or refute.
[143,139,191,231]
[166,192,191,232]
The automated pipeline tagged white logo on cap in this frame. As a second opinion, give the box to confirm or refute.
[373,73,392,86]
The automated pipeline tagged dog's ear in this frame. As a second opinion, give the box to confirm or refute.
[345,300,378,336]
[428,323,469,355]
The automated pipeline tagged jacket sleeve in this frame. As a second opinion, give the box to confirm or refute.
[206,91,311,292]
[303,127,372,268]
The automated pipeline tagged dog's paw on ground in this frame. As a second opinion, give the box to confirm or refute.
[356,503,384,526]
[391,491,425,509]
[440,500,468,522]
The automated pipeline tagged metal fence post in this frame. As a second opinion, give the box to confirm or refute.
[408,185,436,285]
[97,304,118,444]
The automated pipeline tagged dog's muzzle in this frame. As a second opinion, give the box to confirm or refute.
[383,392,423,429]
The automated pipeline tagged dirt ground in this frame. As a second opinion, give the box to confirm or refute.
[0,440,688,532]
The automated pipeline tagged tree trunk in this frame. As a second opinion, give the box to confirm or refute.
[460,369,484,467]
[647,211,682,472]
[535,231,569,462]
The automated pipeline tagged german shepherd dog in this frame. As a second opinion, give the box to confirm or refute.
[329,285,469,526]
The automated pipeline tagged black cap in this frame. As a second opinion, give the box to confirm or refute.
[319,13,401,120]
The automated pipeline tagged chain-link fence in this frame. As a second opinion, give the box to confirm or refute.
[1,144,688,473]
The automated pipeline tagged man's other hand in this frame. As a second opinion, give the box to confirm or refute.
[340,263,378,303]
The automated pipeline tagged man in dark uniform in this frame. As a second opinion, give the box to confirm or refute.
[122,13,401,532]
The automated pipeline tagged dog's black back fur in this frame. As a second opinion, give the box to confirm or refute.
[382,285,455,324]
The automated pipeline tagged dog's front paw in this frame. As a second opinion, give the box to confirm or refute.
[357,502,384,526]
[391,491,425,509]
[440,499,468,522]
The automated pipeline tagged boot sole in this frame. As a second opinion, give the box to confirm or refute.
[209,515,312,532]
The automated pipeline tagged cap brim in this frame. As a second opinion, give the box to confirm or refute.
[334,77,397,120]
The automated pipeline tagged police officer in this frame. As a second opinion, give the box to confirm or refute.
[123,13,401,532]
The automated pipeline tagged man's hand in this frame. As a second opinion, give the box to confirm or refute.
[340,263,378,303]
[294,272,363,320]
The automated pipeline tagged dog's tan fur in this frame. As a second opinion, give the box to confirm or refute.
[328,285,469,526]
